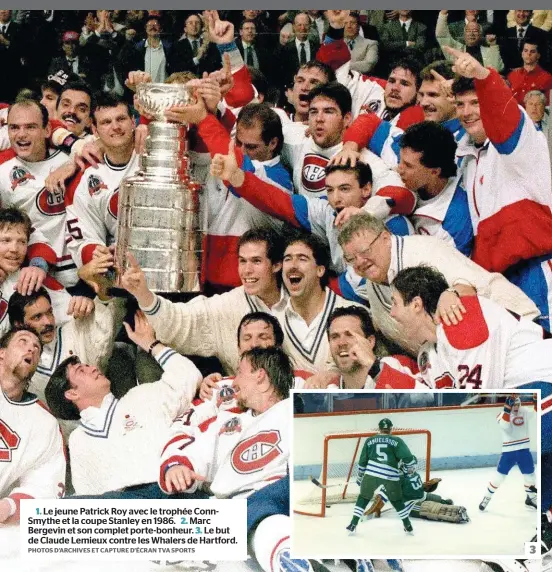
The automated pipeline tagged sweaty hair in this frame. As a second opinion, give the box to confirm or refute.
[390,57,423,89]
[238,227,285,265]
[325,161,373,188]
[400,121,457,179]
[57,81,94,111]
[327,305,375,338]
[240,346,293,400]
[297,60,336,84]
[8,287,52,328]
[237,103,284,156]
[165,71,198,84]
[91,93,132,125]
[0,206,32,240]
[420,60,454,82]
[285,229,331,288]
[306,81,352,116]
[237,311,284,348]
[0,326,42,353]
[45,355,82,420]
[8,100,49,128]
[391,265,449,316]
[452,76,476,97]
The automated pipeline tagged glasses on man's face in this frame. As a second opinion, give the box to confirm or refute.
[343,231,383,266]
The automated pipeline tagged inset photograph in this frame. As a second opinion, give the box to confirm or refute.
[292,391,539,559]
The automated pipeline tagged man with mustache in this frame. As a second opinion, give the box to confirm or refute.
[7,283,121,409]
[0,327,66,524]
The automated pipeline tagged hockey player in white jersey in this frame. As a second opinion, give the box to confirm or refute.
[160,346,294,572]
[64,93,139,269]
[0,100,76,286]
[389,265,552,389]
[479,396,537,511]
[0,328,65,523]
[8,283,122,407]
[0,207,75,338]
[45,310,202,497]
[338,213,539,355]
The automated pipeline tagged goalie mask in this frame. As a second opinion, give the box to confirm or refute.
[400,456,417,475]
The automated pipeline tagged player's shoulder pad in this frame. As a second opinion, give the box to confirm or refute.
[396,105,425,130]
[442,296,489,350]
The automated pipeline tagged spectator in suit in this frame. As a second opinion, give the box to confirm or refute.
[136,17,172,83]
[507,10,552,32]
[171,12,221,76]
[281,12,320,89]
[448,10,491,44]
[524,90,549,138]
[508,41,552,105]
[437,11,504,73]
[344,12,378,75]
[236,20,269,77]
[48,31,100,90]
[380,9,427,71]
[0,10,27,103]
[501,10,549,74]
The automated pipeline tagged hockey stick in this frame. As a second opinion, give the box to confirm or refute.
[309,476,356,489]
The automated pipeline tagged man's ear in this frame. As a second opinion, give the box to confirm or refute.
[64,387,78,402]
[343,111,353,129]
[367,334,376,351]
[272,261,283,275]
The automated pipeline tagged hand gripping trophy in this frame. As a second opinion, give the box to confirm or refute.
[116,82,204,293]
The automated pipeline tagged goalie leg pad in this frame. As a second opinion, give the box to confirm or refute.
[419,500,470,523]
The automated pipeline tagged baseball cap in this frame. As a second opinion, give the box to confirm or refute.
[378,418,393,431]
[62,31,79,43]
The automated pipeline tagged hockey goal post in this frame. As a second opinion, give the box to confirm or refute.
[294,428,432,517]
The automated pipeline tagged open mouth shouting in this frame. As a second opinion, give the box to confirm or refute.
[285,271,304,290]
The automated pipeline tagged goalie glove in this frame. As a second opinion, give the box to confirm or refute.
[362,195,394,219]
[423,478,442,493]
[504,395,516,415]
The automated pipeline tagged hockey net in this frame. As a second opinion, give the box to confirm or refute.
[294,428,432,517]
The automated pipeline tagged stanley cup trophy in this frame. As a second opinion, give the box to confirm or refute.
[116,82,203,293]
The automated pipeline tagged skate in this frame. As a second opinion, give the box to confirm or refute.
[525,496,537,509]
[403,521,414,535]
[479,495,491,511]
[346,523,357,536]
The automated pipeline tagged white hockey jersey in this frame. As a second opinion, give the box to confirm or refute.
[159,398,290,499]
[417,296,552,390]
[0,149,76,285]
[0,271,72,338]
[68,348,202,495]
[0,389,65,520]
[497,406,532,453]
[64,152,140,267]
[351,235,540,355]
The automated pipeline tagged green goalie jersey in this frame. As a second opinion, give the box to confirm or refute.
[400,471,426,502]
[357,434,415,483]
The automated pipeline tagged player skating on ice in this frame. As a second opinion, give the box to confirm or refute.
[479,396,537,511]
[345,418,416,535]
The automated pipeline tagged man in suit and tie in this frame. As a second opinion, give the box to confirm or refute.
[380,9,427,72]
[448,10,491,44]
[0,10,26,102]
[236,20,270,79]
[344,12,378,75]
[171,12,221,76]
[136,17,172,84]
[501,10,549,74]
[281,11,320,89]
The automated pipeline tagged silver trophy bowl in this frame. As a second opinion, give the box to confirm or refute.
[135,82,197,122]
[117,82,204,293]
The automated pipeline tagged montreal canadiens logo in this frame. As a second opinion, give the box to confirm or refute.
[301,154,328,194]
[231,430,282,474]
[88,174,108,196]
[10,166,35,190]
[36,187,65,216]
[513,416,525,426]
[108,189,119,219]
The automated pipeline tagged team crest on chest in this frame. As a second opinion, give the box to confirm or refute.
[216,385,236,409]
[301,154,328,194]
[122,413,142,434]
[108,189,119,219]
[219,416,242,436]
[360,99,382,114]
[36,187,65,216]
[231,430,282,474]
[10,165,35,190]
[418,350,430,375]
[88,173,108,196]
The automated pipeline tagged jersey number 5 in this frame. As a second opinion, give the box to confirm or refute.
[376,443,388,462]
[0,419,21,462]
